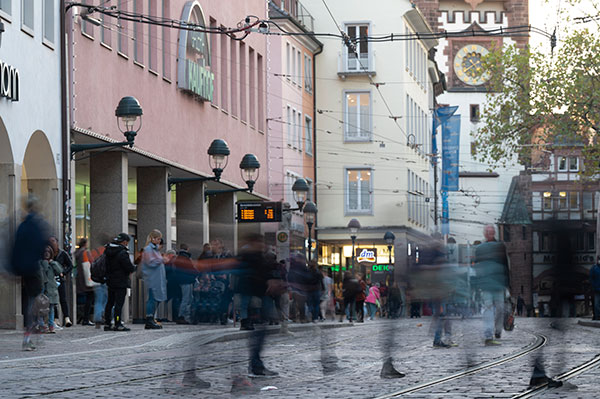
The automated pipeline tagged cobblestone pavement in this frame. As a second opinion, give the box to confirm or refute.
[0,318,598,398]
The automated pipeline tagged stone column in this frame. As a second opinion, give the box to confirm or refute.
[137,166,171,248]
[175,181,206,257]
[208,192,237,255]
[90,152,128,249]
[0,163,19,329]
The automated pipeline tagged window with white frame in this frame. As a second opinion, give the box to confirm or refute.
[292,108,297,147]
[344,91,371,141]
[286,106,292,146]
[304,54,312,93]
[285,171,301,207]
[297,49,302,87]
[569,157,579,171]
[296,110,302,150]
[345,23,370,71]
[305,115,313,155]
[286,43,291,80]
[558,156,567,171]
[292,47,297,84]
[43,0,54,44]
[346,168,372,213]
[22,0,34,33]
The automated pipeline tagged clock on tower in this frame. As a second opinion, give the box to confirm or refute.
[453,44,490,86]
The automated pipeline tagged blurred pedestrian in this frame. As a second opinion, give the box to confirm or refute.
[517,294,525,317]
[288,255,309,323]
[306,260,322,322]
[355,273,367,322]
[41,245,63,333]
[11,197,50,350]
[74,238,95,326]
[590,257,600,321]
[174,244,195,324]
[365,283,381,320]
[474,225,509,346]
[90,241,108,329]
[49,236,73,328]
[320,268,334,321]
[164,249,181,322]
[341,272,360,323]
[142,229,168,330]
[104,233,136,331]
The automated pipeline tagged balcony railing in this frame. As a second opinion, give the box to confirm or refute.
[271,0,315,32]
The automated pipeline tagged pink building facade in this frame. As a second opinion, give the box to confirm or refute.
[68,1,269,320]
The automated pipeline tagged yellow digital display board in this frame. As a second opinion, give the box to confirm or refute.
[237,202,282,223]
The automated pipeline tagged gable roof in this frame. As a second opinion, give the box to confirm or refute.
[500,176,531,225]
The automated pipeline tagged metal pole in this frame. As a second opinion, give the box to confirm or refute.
[388,245,392,264]
[351,235,356,272]
[307,222,313,262]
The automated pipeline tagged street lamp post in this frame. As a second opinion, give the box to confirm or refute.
[70,96,143,158]
[347,218,361,272]
[384,231,395,265]
[291,178,310,211]
[168,139,231,190]
[303,201,317,262]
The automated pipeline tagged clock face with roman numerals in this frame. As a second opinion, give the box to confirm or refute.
[454,44,490,86]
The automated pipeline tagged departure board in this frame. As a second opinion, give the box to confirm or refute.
[237,202,282,223]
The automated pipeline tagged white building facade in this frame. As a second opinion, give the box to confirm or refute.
[304,0,441,283]
[0,0,64,328]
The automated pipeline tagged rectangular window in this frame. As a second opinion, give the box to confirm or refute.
[346,169,372,213]
[292,47,297,84]
[239,42,247,122]
[162,1,170,78]
[148,1,157,71]
[249,48,255,126]
[569,157,579,171]
[541,232,551,251]
[286,106,292,145]
[583,191,594,219]
[220,28,228,110]
[209,17,218,105]
[230,38,238,117]
[346,24,369,71]
[297,49,301,87]
[558,192,567,210]
[297,111,302,150]
[119,0,129,55]
[257,54,264,131]
[305,115,313,155]
[292,109,297,148]
[43,0,54,43]
[470,104,480,122]
[101,0,112,47]
[22,0,34,32]
[304,54,312,93]
[543,192,552,210]
[588,232,596,251]
[0,0,12,16]
[532,192,541,211]
[558,156,567,171]
[286,43,291,80]
[569,191,580,210]
[133,0,144,64]
[344,91,371,141]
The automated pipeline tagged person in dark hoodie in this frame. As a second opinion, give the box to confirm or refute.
[103,233,136,331]
[174,244,196,324]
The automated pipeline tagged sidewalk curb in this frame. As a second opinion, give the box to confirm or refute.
[578,319,600,328]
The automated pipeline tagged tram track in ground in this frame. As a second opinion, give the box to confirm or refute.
[512,354,600,398]
[373,333,547,399]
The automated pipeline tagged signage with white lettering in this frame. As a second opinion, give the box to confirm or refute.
[177,1,214,102]
[0,60,19,101]
[356,248,377,265]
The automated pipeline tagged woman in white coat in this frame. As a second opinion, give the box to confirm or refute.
[142,229,168,329]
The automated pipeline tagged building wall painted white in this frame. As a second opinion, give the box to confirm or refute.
[303,0,436,235]
[434,2,522,243]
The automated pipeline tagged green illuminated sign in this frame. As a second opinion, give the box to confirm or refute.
[372,264,394,272]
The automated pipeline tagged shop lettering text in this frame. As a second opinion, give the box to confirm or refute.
[0,60,19,102]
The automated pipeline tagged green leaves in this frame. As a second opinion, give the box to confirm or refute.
[474,26,600,177]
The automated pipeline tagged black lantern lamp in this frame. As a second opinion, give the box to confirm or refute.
[71,96,143,159]
[168,139,230,190]
[347,218,361,270]
[303,201,317,262]
[384,231,395,264]
[239,153,260,192]
[292,178,310,210]
[204,153,261,199]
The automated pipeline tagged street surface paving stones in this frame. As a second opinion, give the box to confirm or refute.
[0,318,598,398]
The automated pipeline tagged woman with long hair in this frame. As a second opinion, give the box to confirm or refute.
[142,229,168,329]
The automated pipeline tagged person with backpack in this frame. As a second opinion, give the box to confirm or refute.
[103,233,136,331]
[142,229,168,330]
[90,240,108,328]
[11,196,50,351]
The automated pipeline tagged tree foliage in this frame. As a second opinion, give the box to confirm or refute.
[474,12,600,177]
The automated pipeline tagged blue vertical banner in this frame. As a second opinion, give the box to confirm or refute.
[441,115,460,192]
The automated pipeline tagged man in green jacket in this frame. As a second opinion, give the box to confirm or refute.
[474,225,509,346]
